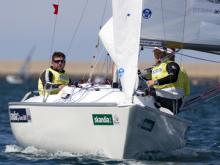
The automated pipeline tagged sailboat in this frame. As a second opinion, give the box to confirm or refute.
[8,0,220,159]
[6,46,36,85]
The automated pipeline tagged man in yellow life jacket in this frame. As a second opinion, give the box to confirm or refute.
[146,47,190,114]
[38,52,72,96]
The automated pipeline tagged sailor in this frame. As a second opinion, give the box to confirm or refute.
[146,47,190,114]
[38,52,72,96]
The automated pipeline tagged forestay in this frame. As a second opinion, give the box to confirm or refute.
[141,0,220,51]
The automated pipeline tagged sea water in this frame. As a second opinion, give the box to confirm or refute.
[0,77,220,165]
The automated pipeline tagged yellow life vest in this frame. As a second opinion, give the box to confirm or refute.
[38,68,70,96]
[152,60,190,96]
[180,67,190,96]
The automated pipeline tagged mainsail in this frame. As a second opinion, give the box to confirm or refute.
[141,0,220,51]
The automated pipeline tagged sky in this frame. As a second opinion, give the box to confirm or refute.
[0,0,220,64]
[0,0,112,61]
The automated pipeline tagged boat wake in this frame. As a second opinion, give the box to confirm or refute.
[4,144,101,158]
[4,145,220,164]
[4,145,131,164]
[4,145,120,162]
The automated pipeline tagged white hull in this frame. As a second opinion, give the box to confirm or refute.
[9,86,190,159]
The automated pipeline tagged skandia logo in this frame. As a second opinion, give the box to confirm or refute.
[142,8,152,19]
[92,114,113,125]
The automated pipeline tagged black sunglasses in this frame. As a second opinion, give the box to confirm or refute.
[53,59,65,63]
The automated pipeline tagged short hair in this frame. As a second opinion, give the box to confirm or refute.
[52,52,66,61]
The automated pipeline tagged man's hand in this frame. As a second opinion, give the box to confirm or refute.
[58,85,66,90]
[146,80,155,87]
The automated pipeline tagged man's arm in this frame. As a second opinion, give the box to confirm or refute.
[156,62,180,85]
[40,70,60,89]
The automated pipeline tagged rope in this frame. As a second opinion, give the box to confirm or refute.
[100,53,112,79]
[86,0,109,82]
[181,0,187,49]
[177,52,220,63]
[100,56,108,75]
[66,0,89,54]
[178,1,187,67]
[94,0,108,50]
[160,0,166,40]
[100,0,108,26]
[87,47,106,82]
[182,84,220,110]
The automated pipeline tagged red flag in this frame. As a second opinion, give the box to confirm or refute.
[53,4,59,15]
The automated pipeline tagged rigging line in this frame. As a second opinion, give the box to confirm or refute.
[88,47,106,82]
[107,55,112,77]
[87,0,108,81]
[177,52,220,63]
[50,0,61,60]
[81,45,103,82]
[95,0,108,50]
[183,84,220,106]
[100,56,107,73]
[181,0,187,48]
[189,83,220,98]
[99,55,107,76]
[100,0,108,26]
[86,43,101,82]
[179,1,187,67]
[205,92,220,102]
[100,54,111,78]
[81,43,103,82]
[105,54,111,78]
[66,0,89,54]
[160,0,166,40]
[183,88,220,109]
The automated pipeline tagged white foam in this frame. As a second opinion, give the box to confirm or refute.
[4,144,98,159]
[5,144,22,153]
[5,145,47,155]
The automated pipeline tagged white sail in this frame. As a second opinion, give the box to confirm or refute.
[141,0,220,51]
[6,46,35,84]
[109,0,143,100]
[18,46,35,79]
[99,18,120,86]
[99,18,114,57]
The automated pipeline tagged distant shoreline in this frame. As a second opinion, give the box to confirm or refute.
[1,60,220,79]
